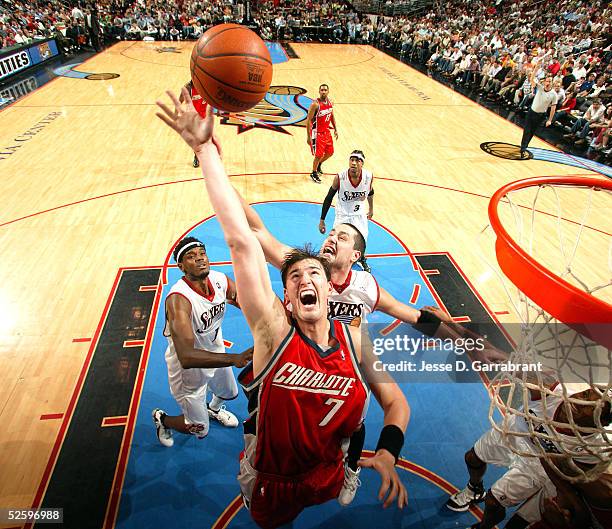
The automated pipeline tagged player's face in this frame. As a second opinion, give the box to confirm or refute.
[348,156,363,176]
[284,259,331,323]
[320,225,360,268]
[319,86,329,100]
[179,247,210,280]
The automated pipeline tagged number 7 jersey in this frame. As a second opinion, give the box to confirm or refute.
[240,319,370,476]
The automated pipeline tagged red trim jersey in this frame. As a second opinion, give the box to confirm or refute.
[191,84,208,118]
[163,270,228,355]
[240,319,369,477]
[329,270,380,325]
[311,97,333,138]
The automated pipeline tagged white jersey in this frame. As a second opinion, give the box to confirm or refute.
[517,384,610,465]
[334,168,373,239]
[163,270,229,356]
[328,270,380,325]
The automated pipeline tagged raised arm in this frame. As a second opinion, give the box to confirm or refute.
[156,90,282,334]
[236,191,292,269]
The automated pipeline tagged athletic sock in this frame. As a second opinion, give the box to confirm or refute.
[209,395,224,412]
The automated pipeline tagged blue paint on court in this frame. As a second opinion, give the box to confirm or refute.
[116,202,503,529]
[529,147,612,178]
[266,42,289,64]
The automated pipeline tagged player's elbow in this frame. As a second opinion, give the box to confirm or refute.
[225,233,254,253]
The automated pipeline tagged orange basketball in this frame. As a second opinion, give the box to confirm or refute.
[190,24,273,113]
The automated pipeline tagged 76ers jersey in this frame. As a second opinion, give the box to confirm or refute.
[241,320,369,477]
[517,384,611,465]
[311,98,333,138]
[329,270,380,325]
[163,270,228,355]
[335,168,373,219]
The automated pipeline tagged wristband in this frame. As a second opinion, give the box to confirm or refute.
[413,309,442,337]
[375,424,404,463]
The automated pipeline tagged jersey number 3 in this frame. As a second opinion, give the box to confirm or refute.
[319,398,345,427]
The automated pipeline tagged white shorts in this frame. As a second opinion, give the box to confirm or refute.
[334,213,369,241]
[165,347,238,437]
[474,421,549,508]
[514,476,556,523]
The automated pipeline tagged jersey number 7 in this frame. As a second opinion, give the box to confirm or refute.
[319,398,345,426]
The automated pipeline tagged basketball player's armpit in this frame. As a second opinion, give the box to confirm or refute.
[320,186,336,220]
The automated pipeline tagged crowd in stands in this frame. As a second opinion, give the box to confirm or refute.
[1,0,610,162]
[376,0,611,161]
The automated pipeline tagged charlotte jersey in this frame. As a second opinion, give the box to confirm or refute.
[311,97,333,139]
[335,168,373,219]
[163,270,228,356]
[329,270,380,326]
[239,319,370,477]
[516,384,611,465]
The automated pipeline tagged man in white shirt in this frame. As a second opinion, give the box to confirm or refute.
[563,99,607,145]
[520,68,558,153]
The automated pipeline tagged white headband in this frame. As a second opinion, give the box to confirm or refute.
[350,152,365,162]
[176,241,204,262]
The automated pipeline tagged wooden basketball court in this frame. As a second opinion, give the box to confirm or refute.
[0,41,609,526]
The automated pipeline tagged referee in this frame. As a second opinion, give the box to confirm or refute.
[520,66,557,154]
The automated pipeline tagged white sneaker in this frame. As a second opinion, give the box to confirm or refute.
[338,464,361,506]
[207,404,239,428]
[446,482,485,512]
[152,408,174,447]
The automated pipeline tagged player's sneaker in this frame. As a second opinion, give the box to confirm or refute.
[310,171,321,183]
[152,408,174,447]
[193,155,199,168]
[208,404,239,428]
[338,464,361,506]
[446,482,485,511]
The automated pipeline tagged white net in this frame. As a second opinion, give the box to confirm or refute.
[480,180,612,483]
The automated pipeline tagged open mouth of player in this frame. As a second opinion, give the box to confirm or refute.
[321,245,335,257]
[299,288,317,307]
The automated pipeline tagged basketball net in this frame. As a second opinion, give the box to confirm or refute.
[480,177,612,483]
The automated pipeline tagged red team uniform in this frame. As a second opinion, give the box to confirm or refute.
[238,319,369,529]
[311,98,335,158]
[191,84,208,118]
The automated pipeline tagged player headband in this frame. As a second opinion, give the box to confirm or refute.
[175,241,205,262]
[350,151,365,162]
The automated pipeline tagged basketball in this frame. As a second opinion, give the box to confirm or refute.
[190,24,273,113]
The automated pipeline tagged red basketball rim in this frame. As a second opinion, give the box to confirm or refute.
[488,176,612,349]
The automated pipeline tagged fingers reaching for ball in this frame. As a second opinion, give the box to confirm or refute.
[156,90,219,155]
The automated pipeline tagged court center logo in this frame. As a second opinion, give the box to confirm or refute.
[218,85,313,135]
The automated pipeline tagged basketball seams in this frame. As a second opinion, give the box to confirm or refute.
[193,61,268,96]
[191,23,272,112]
[198,52,273,66]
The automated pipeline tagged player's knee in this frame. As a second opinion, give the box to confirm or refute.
[465,447,485,468]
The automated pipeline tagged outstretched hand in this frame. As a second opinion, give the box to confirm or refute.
[358,450,408,509]
[156,88,223,158]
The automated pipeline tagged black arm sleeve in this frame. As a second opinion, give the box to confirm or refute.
[368,188,374,196]
[320,186,336,220]
[413,309,442,337]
